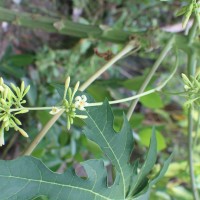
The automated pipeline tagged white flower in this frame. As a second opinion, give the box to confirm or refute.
[49,107,62,115]
[0,129,5,146]
[75,95,88,110]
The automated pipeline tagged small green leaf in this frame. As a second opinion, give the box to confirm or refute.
[140,92,164,109]
[150,152,173,186]
[129,128,157,196]
[122,75,157,91]
[87,85,112,101]
[8,54,35,67]
[139,128,166,151]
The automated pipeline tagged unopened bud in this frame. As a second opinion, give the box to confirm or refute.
[65,76,70,90]
[182,73,192,86]
[75,115,88,119]
[74,81,80,94]
[18,128,29,137]
[0,77,4,85]
[21,81,25,93]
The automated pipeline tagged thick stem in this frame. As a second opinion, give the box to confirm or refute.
[126,36,175,120]
[187,18,199,200]
[79,40,138,91]
[0,6,134,43]
[187,54,199,200]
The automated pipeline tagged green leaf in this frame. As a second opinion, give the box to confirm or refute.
[87,85,112,101]
[139,128,166,151]
[0,157,122,200]
[8,54,35,67]
[128,128,157,196]
[150,153,173,186]
[84,99,134,197]
[140,92,164,109]
[122,75,157,91]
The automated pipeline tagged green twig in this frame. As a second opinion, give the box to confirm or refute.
[126,36,175,120]
[10,106,63,112]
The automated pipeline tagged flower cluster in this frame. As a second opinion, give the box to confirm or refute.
[182,73,200,107]
[49,77,88,130]
[0,77,30,146]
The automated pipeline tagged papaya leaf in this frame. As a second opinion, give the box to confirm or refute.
[0,157,122,200]
[128,128,157,197]
[84,99,134,197]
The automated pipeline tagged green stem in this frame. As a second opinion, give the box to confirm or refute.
[79,40,138,91]
[87,55,179,107]
[0,6,135,43]
[187,55,199,200]
[187,18,199,200]
[23,110,64,155]
[10,106,64,112]
[126,36,175,120]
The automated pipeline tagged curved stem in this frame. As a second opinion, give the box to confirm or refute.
[126,36,175,120]
[86,55,179,107]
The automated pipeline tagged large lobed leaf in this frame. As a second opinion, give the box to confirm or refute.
[0,99,172,200]
[0,157,122,200]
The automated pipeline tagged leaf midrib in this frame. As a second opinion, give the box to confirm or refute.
[86,110,126,197]
[0,174,114,200]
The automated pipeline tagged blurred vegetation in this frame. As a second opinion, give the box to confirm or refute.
[0,0,199,199]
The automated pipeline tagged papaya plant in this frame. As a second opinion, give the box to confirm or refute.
[0,0,200,199]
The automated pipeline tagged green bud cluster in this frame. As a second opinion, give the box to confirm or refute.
[61,77,87,130]
[182,73,200,107]
[0,77,30,146]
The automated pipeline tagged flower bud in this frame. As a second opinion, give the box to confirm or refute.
[65,76,70,90]
[18,128,29,137]
[73,81,80,94]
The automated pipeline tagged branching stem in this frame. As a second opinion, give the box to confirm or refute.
[23,40,136,155]
[126,36,175,120]
[87,55,179,107]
